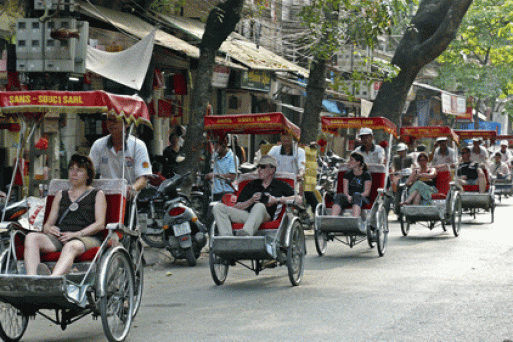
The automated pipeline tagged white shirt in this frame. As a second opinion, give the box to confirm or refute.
[431,146,457,167]
[470,146,489,166]
[89,135,152,184]
[268,144,306,174]
[494,148,513,164]
[354,144,385,164]
[490,160,510,177]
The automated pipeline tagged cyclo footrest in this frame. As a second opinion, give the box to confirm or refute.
[212,235,275,260]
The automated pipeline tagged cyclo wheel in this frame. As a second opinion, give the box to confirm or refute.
[451,194,462,237]
[129,238,144,318]
[209,224,228,286]
[376,204,388,257]
[0,250,29,342]
[399,213,409,236]
[314,229,327,256]
[99,248,135,342]
[287,220,305,286]
[140,232,167,249]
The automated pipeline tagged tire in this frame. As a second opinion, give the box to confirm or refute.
[452,195,462,237]
[100,250,135,342]
[376,204,388,257]
[184,247,197,267]
[0,251,29,342]
[129,239,144,318]
[287,221,305,286]
[367,225,376,249]
[314,229,327,256]
[140,232,167,249]
[400,214,409,236]
[209,247,228,286]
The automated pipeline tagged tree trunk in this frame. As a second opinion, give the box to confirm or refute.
[369,0,473,126]
[300,59,327,145]
[176,0,244,192]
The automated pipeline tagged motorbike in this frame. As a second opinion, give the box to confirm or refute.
[0,198,29,250]
[138,173,207,266]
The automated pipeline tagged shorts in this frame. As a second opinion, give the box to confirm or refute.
[466,178,478,185]
[333,192,369,209]
[47,234,102,251]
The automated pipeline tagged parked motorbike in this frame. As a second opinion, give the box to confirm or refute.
[138,173,207,266]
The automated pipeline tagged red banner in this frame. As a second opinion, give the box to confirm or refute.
[204,112,300,140]
[0,90,151,127]
[320,116,398,138]
[454,130,496,140]
[400,126,459,143]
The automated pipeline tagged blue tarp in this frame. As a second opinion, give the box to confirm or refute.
[460,121,501,134]
[322,99,341,114]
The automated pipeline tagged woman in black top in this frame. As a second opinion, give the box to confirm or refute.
[162,125,185,178]
[24,155,107,276]
[332,152,372,217]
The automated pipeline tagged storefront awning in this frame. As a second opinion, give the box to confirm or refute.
[154,14,309,76]
[76,1,243,70]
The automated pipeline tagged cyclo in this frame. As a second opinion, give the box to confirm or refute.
[204,112,306,286]
[454,129,496,223]
[398,126,462,237]
[492,134,513,201]
[314,116,395,257]
[0,90,146,342]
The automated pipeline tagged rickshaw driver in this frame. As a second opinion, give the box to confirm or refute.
[470,137,489,168]
[429,136,457,168]
[354,128,385,164]
[455,146,486,193]
[89,112,152,193]
[267,133,306,180]
[205,134,238,201]
[496,140,512,165]
[212,155,299,236]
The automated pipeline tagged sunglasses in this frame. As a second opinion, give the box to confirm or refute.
[258,164,272,169]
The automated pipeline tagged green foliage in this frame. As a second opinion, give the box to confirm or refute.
[435,0,513,119]
[149,0,186,15]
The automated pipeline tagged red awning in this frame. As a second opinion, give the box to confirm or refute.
[204,112,300,140]
[400,126,459,144]
[0,90,151,127]
[454,130,497,140]
[320,116,398,139]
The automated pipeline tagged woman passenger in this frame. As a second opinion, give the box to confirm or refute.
[400,152,438,205]
[331,152,372,218]
[24,154,107,276]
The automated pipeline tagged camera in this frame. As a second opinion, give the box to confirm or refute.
[260,193,269,204]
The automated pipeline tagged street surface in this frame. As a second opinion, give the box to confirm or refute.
[19,197,513,342]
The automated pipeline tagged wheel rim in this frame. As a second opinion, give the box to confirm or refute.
[452,197,462,236]
[101,252,134,342]
[209,249,228,285]
[314,229,327,255]
[377,206,388,256]
[131,241,144,318]
[0,302,28,342]
[400,215,409,236]
[288,223,305,286]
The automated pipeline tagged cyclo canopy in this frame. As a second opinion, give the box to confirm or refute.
[454,130,497,141]
[204,112,300,140]
[400,126,459,145]
[0,90,151,127]
[320,116,398,139]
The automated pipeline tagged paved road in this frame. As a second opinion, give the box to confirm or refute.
[20,198,513,342]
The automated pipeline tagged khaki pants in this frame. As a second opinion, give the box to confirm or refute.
[212,202,271,236]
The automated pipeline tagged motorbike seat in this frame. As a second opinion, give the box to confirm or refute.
[15,179,127,263]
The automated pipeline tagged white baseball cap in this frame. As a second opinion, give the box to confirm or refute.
[436,136,448,142]
[396,143,407,152]
[501,140,508,146]
[358,127,373,137]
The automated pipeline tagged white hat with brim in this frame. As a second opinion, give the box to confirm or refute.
[436,137,448,142]
[396,143,407,152]
[358,127,373,137]
[257,155,278,168]
[501,140,508,146]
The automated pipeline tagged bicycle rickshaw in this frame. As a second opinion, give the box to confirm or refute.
[0,90,147,342]
[454,130,496,222]
[398,126,462,237]
[493,134,513,200]
[314,116,395,257]
[204,112,306,286]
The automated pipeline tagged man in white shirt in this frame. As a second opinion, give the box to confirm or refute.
[354,127,385,164]
[89,113,152,193]
[495,140,513,164]
[267,133,306,179]
[430,137,457,168]
[490,152,510,179]
[469,137,489,167]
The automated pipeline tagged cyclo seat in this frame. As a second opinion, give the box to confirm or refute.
[222,172,295,232]
[14,179,127,263]
[431,168,452,200]
[461,167,490,192]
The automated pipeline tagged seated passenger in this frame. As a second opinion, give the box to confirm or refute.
[490,152,510,179]
[456,146,486,193]
[331,152,372,218]
[24,155,107,276]
[400,152,438,205]
[212,155,298,236]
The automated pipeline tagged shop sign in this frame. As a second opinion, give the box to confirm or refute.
[212,66,230,88]
[240,70,271,92]
[441,93,466,116]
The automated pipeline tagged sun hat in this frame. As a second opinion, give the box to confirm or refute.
[257,155,278,168]
[358,127,373,137]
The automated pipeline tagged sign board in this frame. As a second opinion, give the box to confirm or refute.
[240,70,271,92]
[212,66,230,88]
[441,93,466,116]
[370,81,382,100]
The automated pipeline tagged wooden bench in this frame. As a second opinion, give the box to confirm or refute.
[15,179,127,263]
